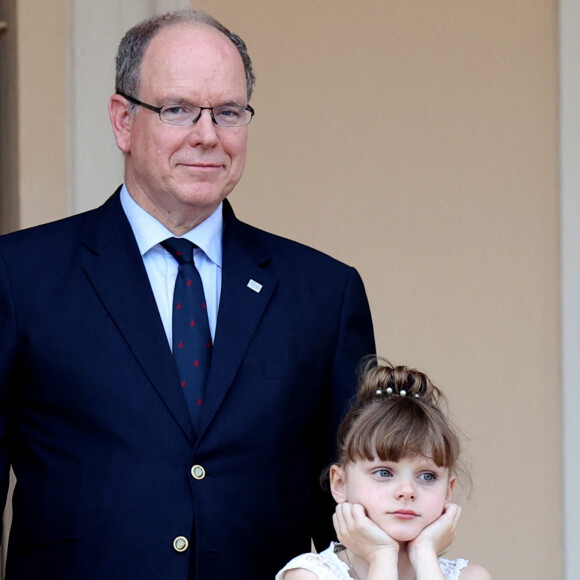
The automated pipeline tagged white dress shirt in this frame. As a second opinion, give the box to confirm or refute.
[120,185,222,349]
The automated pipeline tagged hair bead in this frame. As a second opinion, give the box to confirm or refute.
[375,385,419,399]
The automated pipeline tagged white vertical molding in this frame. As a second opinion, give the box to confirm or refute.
[560,1,580,578]
[67,0,189,214]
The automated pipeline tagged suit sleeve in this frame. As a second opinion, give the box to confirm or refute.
[0,251,17,541]
[310,266,375,550]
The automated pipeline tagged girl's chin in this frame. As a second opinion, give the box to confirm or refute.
[380,525,422,544]
[390,534,419,544]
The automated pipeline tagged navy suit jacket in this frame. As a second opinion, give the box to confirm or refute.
[0,190,375,579]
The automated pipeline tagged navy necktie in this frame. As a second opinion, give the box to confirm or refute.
[161,238,212,430]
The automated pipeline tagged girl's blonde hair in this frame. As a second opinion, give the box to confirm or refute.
[335,358,461,472]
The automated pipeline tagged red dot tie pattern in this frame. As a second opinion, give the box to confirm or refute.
[161,237,212,432]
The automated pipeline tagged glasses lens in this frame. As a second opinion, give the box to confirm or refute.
[160,104,199,125]
[213,105,252,127]
[159,104,253,126]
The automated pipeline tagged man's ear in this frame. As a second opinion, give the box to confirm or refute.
[108,94,134,154]
[329,464,347,504]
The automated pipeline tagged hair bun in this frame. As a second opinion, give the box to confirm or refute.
[357,357,441,406]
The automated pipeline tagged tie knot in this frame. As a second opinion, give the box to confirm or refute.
[161,238,196,265]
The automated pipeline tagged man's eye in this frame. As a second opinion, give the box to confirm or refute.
[217,107,242,119]
[164,105,188,116]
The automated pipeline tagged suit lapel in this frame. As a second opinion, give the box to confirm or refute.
[198,201,277,436]
[79,191,195,443]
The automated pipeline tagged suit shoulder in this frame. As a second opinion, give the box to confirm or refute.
[2,212,83,240]
[0,192,121,256]
[0,201,115,274]
[0,188,123,245]
[232,218,355,273]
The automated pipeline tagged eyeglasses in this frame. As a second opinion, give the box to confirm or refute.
[118,92,255,127]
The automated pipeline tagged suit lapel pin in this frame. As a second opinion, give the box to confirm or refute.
[247,279,263,293]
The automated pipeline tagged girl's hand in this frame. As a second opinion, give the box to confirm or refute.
[333,502,399,564]
[408,502,462,562]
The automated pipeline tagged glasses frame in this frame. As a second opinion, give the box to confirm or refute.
[117,92,255,127]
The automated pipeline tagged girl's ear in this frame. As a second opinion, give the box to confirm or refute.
[329,464,347,504]
[446,475,457,501]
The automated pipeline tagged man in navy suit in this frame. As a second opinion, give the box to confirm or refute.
[0,9,374,579]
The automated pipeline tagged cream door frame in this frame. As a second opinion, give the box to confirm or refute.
[68,0,190,214]
[560,1,580,578]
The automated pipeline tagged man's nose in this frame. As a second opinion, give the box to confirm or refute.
[187,109,219,145]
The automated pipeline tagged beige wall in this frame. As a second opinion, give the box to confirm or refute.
[198,2,561,575]
[3,1,561,578]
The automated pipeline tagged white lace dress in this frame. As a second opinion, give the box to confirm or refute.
[276,542,469,580]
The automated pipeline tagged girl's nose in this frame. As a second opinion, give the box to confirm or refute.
[396,479,416,500]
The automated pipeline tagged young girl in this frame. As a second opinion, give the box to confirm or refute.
[276,359,492,580]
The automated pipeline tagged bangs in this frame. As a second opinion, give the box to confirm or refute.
[342,398,459,469]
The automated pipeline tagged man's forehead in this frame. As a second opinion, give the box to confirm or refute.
[138,23,247,101]
[145,23,233,57]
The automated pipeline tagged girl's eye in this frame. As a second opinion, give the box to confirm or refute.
[375,468,393,478]
[419,472,437,482]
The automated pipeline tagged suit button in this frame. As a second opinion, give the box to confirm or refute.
[173,536,189,552]
[191,464,206,480]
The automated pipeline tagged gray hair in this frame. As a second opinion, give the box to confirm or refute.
[115,8,255,102]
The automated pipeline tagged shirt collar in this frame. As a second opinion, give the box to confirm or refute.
[120,184,223,267]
